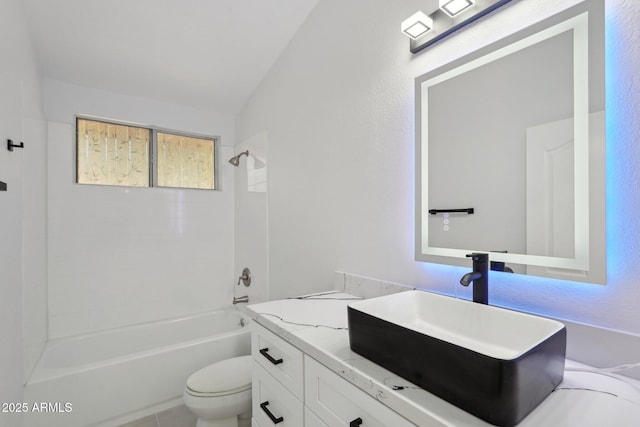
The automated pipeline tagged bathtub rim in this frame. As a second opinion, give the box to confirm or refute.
[27,307,250,385]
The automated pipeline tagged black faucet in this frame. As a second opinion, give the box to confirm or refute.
[460,253,489,304]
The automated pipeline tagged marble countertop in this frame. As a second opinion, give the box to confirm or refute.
[245,291,640,427]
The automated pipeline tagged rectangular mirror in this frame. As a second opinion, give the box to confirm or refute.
[415,0,605,284]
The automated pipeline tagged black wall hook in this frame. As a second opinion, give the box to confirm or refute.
[7,139,24,151]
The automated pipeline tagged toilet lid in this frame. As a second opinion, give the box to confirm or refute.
[186,355,252,396]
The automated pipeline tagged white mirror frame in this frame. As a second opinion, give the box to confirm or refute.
[415,0,605,283]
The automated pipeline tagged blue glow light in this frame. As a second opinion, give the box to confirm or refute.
[493,5,626,316]
[414,2,634,321]
[603,4,630,280]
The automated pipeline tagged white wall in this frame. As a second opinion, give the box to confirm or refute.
[0,0,45,421]
[237,0,640,335]
[44,79,237,338]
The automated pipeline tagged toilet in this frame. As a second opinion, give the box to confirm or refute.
[183,355,252,427]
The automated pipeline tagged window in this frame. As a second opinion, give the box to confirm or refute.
[76,117,217,190]
[77,118,150,187]
[157,132,215,190]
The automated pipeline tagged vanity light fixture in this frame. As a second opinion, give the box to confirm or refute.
[439,0,476,17]
[402,0,514,54]
[401,11,433,39]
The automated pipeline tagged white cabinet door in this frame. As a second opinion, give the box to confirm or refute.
[252,322,304,397]
[305,407,329,427]
[253,361,303,427]
[305,356,417,427]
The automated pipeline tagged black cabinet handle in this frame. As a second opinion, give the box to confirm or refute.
[350,417,363,427]
[259,347,283,365]
[260,401,284,424]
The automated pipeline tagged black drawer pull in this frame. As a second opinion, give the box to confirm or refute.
[350,418,363,427]
[260,401,284,424]
[259,347,283,365]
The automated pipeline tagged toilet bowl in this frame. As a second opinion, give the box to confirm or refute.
[183,355,252,427]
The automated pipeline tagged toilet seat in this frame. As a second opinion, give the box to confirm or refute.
[186,355,252,397]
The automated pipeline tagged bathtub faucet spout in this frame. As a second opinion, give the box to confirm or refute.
[233,295,249,305]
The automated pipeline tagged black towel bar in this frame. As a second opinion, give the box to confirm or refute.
[428,208,474,215]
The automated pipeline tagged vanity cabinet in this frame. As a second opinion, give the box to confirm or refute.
[305,356,417,427]
[252,360,304,427]
[251,323,304,396]
[251,323,304,427]
[304,407,328,427]
[251,323,417,427]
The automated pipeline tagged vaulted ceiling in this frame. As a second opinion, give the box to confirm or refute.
[22,0,319,113]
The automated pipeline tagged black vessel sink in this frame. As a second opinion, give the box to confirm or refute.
[348,290,566,426]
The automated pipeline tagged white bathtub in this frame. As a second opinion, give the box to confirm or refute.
[24,308,250,427]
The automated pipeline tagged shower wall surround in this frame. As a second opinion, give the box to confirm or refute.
[233,131,269,305]
[44,79,237,338]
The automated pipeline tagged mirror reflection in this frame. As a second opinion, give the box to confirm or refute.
[415,0,605,284]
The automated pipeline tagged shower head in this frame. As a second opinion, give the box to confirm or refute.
[228,150,249,167]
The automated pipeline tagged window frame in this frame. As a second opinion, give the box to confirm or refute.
[75,115,220,190]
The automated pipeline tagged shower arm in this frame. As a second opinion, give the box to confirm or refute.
[228,150,249,166]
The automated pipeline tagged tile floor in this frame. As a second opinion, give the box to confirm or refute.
[118,404,196,427]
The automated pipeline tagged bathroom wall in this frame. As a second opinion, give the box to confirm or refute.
[0,0,45,419]
[237,0,640,335]
[44,79,237,338]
